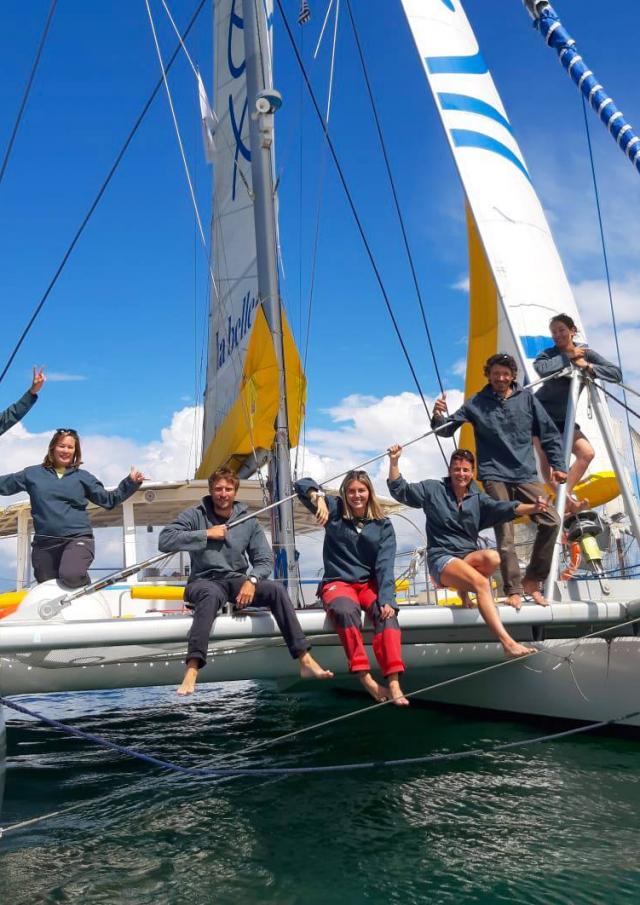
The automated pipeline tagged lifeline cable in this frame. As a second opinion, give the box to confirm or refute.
[0,0,58,190]
[1,695,637,781]
[0,0,207,387]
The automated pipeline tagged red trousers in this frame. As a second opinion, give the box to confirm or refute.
[320,580,404,676]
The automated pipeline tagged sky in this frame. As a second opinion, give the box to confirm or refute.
[0,0,639,581]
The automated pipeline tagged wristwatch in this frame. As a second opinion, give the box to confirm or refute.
[248,576,258,586]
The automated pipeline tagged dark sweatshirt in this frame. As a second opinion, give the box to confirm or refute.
[0,390,37,437]
[158,497,273,583]
[387,475,519,566]
[0,465,139,539]
[295,478,398,608]
[534,344,622,425]
[430,382,564,483]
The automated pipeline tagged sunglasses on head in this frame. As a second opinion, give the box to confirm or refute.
[56,428,78,436]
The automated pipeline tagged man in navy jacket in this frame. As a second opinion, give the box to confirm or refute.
[431,353,566,608]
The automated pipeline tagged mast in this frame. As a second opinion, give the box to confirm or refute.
[242,1,299,596]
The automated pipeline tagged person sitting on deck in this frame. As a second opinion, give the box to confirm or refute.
[0,428,145,588]
[533,313,622,513]
[387,445,550,658]
[431,352,566,610]
[158,467,333,696]
[295,470,408,706]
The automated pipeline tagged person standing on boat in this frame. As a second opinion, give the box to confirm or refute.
[387,446,548,657]
[0,367,46,439]
[295,471,408,705]
[158,467,334,696]
[431,353,566,609]
[533,313,622,513]
[0,429,145,588]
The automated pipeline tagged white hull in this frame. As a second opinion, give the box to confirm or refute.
[2,579,639,729]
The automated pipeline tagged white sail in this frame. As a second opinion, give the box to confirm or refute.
[401,0,618,500]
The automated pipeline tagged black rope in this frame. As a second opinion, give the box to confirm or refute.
[581,95,640,488]
[274,0,438,437]
[2,696,636,779]
[0,0,58,190]
[345,1,448,401]
[0,0,207,387]
[593,380,640,422]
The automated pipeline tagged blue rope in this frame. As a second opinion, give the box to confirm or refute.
[2,697,637,778]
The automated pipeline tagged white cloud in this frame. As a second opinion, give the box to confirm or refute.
[46,372,88,382]
[451,276,470,293]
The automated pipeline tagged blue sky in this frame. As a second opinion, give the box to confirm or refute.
[1,0,639,453]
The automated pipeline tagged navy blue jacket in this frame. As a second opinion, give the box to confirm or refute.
[431,382,564,483]
[158,497,273,583]
[0,465,139,539]
[534,344,622,424]
[295,478,398,608]
[387,475,518,565]
[0,390,37,438]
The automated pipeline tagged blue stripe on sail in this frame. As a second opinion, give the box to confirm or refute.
[439,0,455,9]
[450,129,531,182]
[438,93,513,134]
[520,335,550,357]
[426,51,488,75]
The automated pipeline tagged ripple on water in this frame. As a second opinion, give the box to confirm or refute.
[2,684,640,904]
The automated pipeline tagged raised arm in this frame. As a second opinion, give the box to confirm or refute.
[387,444,429,508]
[429,392,469,438]
[294,477,338,527]
[533,347,570,378]
[584,349,622,383]
[0,470,28,497]
[82,469,145,510]
[0,367,45,437]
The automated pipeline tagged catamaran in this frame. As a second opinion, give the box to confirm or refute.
[1,0,639,728]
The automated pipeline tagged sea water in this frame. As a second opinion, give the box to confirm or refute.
[1,683,639,905]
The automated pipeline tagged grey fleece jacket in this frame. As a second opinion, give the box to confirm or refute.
[158,497,273,583]
[534,344,622,425]
[431,382,564,483]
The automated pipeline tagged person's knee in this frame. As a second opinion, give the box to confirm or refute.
[58,568,89,589]
[328,597,360,627]
[486,549,500,571]
[187,582,226,610]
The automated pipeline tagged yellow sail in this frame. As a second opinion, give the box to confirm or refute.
[461,204,498,457]
[197,306,306,478]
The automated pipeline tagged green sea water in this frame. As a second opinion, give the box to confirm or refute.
[1,683,639,905]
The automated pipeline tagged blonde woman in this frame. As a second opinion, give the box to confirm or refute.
[296,470,408,705]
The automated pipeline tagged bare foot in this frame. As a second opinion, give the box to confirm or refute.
[522,579,549,607]
[177,665,198,696]
[358,672,389,703]
[298,651,334,680]
[505,593,523,611]
[501,639,536,658]
[460,591,476,609]
[387,677,410,706]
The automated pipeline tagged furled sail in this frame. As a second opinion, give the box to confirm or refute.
[198,0,305,480]
[401,0,619,506]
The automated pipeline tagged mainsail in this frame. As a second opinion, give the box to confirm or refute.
[198,0,305,479]
[401,0,619,506]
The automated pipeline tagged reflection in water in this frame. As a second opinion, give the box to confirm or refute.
[1,683,639,904]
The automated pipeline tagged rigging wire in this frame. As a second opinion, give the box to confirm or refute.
[344,0,450,416]
[0,0,208,388]
[0,0,58,190]
[580,95,640,492]
[144,0,268,499]
[274,0,442,447]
